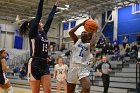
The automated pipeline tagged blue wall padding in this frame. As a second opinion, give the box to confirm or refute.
[14,36,23,49]
[118,5,140,43]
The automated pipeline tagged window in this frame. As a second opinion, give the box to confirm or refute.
[132,3,140,14]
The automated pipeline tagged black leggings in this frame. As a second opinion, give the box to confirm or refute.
[102,74,110,93]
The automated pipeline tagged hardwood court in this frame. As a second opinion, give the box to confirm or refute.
[0,87,62,93]
[0,87,43,93]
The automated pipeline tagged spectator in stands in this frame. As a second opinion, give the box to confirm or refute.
[113,38,118,45]
[113,42,120,51]
[19,67,26,79]
[95,48,102,57]
[129,42,138,58]
[60,43,66,52]
[122,36,128,48]
[47,55,55,68]
[93,56,101,72]
[102,43,107,55]
[13,66,20,76]
[124,44,131,57]
[106,42,113,55]
[97,55,112,93]
[65,50,71,57]
[19,0,59,93]
[0,50,13,93]
[136,33,140,46]
[96,37,105,48]
[53,56,68,93]
[111,42,120,60]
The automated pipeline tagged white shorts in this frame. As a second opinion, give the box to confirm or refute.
[67,63,90,84]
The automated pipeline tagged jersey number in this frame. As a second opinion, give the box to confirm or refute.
[79,49,84,57]
[42,44,48,52]
[59,71,62,74]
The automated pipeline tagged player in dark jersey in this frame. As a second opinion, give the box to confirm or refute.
[19,0,59,93]
[0,50,13,93]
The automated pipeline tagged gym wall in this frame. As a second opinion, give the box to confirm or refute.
[118,5,140,44]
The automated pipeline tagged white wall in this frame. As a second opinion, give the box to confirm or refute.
[0,31,14,48]
[63,17,89,37]
[0,23,18,48]
[94,14,102,30]
[0,24,18,32]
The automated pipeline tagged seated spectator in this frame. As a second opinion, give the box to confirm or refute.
[113,42,120,51]
[47,55,55,67]
[96,37,105,48]
[65,50,71,57]
[129,42,138,58]
[124,44,131,57]
[111,47,120,61]
[102,43,107,55]
[95,48,102,57]
[13,66,20,76]
[19,67,26,79]
[93,56,101,72]
[60,44,66,52]
[113,38,118,45]
[106,42,113,55]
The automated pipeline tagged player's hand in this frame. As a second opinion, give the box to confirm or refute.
[108,69,112,72]
[7,66,9,70]
[55,0,59,6]
[82,19,88,26]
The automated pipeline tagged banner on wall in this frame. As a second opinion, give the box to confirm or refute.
[63,22,69,30]
[14,29,23,49]
[70,21,76,28]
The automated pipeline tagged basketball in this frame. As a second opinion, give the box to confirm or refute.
[84,19,98,33]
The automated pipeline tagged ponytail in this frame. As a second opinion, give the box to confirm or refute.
[19,18,36,36]
[19,21,30,36]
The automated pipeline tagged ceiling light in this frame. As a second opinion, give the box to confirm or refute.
[62,20,66,23]
[65,5,70,8]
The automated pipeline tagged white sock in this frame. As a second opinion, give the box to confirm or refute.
[4,86,14,93]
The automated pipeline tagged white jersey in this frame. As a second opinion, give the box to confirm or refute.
[70,39,92,65]
[55,64,68,81]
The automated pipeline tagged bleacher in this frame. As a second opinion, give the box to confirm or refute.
[1,48,138,93]
[0,48,30,68]
[90,59,137,93]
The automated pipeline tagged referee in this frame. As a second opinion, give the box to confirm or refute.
[97,55,112,93]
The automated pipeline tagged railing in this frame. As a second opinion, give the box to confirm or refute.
[118,32,138,44]
[7,52,30,68]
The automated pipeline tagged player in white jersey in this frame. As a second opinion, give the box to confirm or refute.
[53,56,68,93]
[67,20,98,93]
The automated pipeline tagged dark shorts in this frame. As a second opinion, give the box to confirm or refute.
[0,73,6,85]
[28,57,50,80]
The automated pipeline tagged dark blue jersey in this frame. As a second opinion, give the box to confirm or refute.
[29,0,57,58]
[0,58,4,75]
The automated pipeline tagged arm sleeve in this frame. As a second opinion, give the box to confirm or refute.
[44,5,57,34]
[108,62,112,69]
[29,0,44,39]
